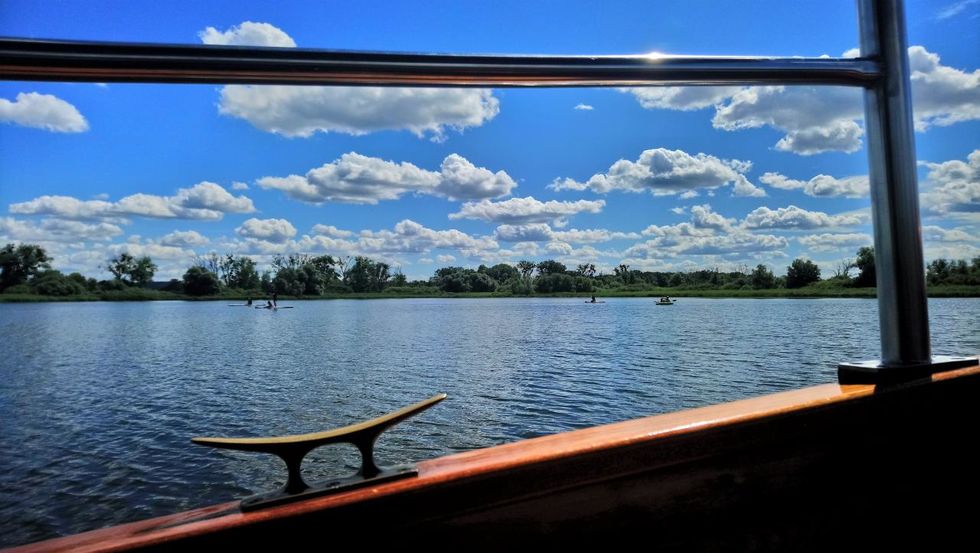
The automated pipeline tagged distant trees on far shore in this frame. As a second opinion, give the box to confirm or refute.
[2,242,979,298]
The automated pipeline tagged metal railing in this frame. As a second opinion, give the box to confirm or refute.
[0,0,969,381]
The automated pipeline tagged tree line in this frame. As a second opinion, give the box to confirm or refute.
[2,242,978,298]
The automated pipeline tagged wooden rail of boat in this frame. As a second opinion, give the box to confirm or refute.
[9,361,979,551]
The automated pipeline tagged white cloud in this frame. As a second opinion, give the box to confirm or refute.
[236,218,298,243]
[436,254,456,264]
[494,223,554,242]
[936,0,980,19]
[712,86,864,155]
[742,205,865,229]
[0,92,89,133]
[10,182,255,221]
[0,217,123,243]
[670,206,687,215]
[435,154,517,200]
[231,181,250,191]
[625,46,979,155]
[358,219,498,256]
[623,86,741,111]
[760,172,869,198]
[310,224,353,238]
[679,191,699,200]
[626,232,788,257]
[798,233,873,252]
[574,104,594,111]
[922,225,975,242]
[690,204,737,231]
[920,149,980,216]
[908,46,980,130]
[552,228,641,243]
[219,86,499,141]
[198,21,297,47]
[449,197,605,226]
[258,153,515,204]
[550,148,760,197]
[493,223,639,244]
[158,230,209,247]
[202,22,499,141]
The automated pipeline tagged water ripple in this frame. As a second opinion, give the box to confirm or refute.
[0,297,977,546]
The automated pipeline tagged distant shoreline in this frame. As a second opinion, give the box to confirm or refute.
[2,285,978,303]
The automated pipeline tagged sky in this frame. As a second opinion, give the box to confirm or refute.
[1,0,978,281]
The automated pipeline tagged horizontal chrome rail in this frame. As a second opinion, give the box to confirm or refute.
[0,38,881,87]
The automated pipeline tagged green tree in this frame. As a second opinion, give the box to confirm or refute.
[182,266,221,296]
[853,246,876,287]
[485,263,519,283]
[107,253,157,287]
[345,256,390,292]
[750,264,775,289]
[786,258,821,288]
[0,243,52,291]
[220,255,260,290]
[516,260,536,279]
[536,260,567,276]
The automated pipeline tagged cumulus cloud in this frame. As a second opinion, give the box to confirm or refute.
[494,223,554,242]
[158,230,209,247]
[623,86,742,111]
[690,204,737,231]
[236,218,298,243]
[742,205,864,229]
[760,172,869,198]
[0,217,123,243]
[908,46,980,130]
[919,149,979,216]
[219,85,500,141]
[574,104,594,111]
[357,219,497,256]
[624,46,979,155]
[231,181,250,191]
[449,197,605,227]
[550,148,763,197]
[713,86,864,155]
[493,223,639,243]
[0,92,89,133]
[257,152,515,204]
[198,21,297,47]
[797,233,873,252]
[310,224,353,238]
[922,225,975,242]
[436,254,456,264]
[200,21,500,141]
[10,182,255,221]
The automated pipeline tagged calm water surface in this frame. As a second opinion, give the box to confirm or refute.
[1,297,977,546]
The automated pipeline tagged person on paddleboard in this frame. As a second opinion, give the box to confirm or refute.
[272,291,278,308]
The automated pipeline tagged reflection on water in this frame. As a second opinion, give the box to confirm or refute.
[0,297,977,546]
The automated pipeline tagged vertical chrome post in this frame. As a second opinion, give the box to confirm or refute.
[840,0,976,383]
[858,0,929,365]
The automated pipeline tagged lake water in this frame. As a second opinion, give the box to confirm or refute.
[1,297,977,546]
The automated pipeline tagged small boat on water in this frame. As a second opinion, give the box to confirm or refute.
[655,298,676,305]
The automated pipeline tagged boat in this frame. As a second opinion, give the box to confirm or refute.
[2,0,978,549]
[655,298,675,305]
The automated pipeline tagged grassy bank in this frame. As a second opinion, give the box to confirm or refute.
[2,285,978,303]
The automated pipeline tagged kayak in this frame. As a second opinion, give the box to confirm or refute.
[585,301,606,304]
[655,300,676,305]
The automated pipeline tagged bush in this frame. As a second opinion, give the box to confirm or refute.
[2,284,31,295]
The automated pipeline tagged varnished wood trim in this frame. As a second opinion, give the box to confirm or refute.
[8,363,978,552]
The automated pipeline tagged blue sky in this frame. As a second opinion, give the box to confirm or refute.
[1,0,978,280]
